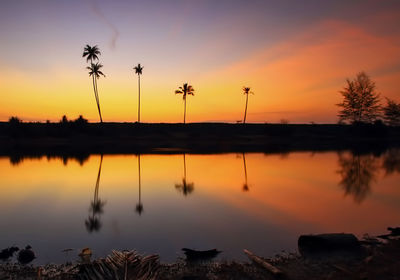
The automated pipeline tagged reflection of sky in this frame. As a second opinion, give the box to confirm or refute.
[0,152,400,264]
[0,0,399,122]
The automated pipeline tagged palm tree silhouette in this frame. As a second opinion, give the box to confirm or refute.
[135,154,144,215]
[87,63,105,123]
[175,154,194,196]
[82,45,100,64]
[175,83,195,124]
[82,45,104,123]
[133,64,144,123]
[242,87,254,124]
[85,155,106,232]
[242,153,249,191]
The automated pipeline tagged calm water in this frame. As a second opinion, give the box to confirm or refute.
[0,151,399,264]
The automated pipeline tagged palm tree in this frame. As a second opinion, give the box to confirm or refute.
[175,83,195,124]
[242,87,254,124]
[87,63,105,123]
[175,154,194,196]
[82,45,101,64]
[135,154,144,215]
[133,64,144,123]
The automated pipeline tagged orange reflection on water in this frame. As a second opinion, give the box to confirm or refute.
[0,151,399,263]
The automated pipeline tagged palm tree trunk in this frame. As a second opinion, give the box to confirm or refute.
[91,76,102,123]
[184,97,187,124]
[138,75,141,123]
[94,78,103,123]
[243,94,249,124]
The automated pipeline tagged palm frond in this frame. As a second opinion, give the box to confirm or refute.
[133,63,144,75]
[82,44,101,62]
[243,86,253,95]
[87,63,105,78]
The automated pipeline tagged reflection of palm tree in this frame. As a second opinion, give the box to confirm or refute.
[242,153,249,192]
[85,155,106,232]
[175,154,194,196]
[135,154,144,215]
[175,83,195,124]
[337,152,379,204]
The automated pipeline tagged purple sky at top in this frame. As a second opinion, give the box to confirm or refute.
[1,0,399,76]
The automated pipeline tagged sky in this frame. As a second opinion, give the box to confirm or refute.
[0,0,399,123]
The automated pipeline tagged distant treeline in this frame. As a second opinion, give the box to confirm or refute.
[1,122,400,155]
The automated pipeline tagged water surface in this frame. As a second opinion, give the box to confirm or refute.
[0,151,399,264]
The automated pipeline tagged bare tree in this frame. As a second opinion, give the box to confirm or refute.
[337,72,381,124]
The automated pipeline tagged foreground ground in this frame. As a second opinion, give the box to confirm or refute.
[1,236,399,280]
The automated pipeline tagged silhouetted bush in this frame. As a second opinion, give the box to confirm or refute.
[61,115,68,124]
[9,116,21,124]
[74,115,88,125]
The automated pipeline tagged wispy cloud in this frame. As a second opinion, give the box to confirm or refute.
[88,0,119,50]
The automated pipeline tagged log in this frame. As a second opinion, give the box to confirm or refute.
[243,249,282,276]
[298,233,360,255]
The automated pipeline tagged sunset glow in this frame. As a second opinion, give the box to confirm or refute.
[1,0,399,123]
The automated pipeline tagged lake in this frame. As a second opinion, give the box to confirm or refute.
[0,150,399,264]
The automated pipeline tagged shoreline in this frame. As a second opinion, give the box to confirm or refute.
[1,122,400,155]
[0,230,399,279]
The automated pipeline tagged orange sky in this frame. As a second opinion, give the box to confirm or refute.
[0,1,399,123]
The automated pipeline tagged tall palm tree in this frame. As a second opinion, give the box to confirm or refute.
[242,87,254,124]
[133,64,144,123]
[135,154,144,215]
[87,63,105,123]
[175,154,194,196]
[175,83,195,124]
[85,155,106,233]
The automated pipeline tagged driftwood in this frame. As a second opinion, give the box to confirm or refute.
[79,250,160,280]
[243,249,283,276]
[182,248,221,261]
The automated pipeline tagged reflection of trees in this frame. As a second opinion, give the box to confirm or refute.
[175,154,194,196]
[337,152,379,204]
[135,154,144,215]
[85,155,106,233]
[382,149,400,175]
[242,153,249,192]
